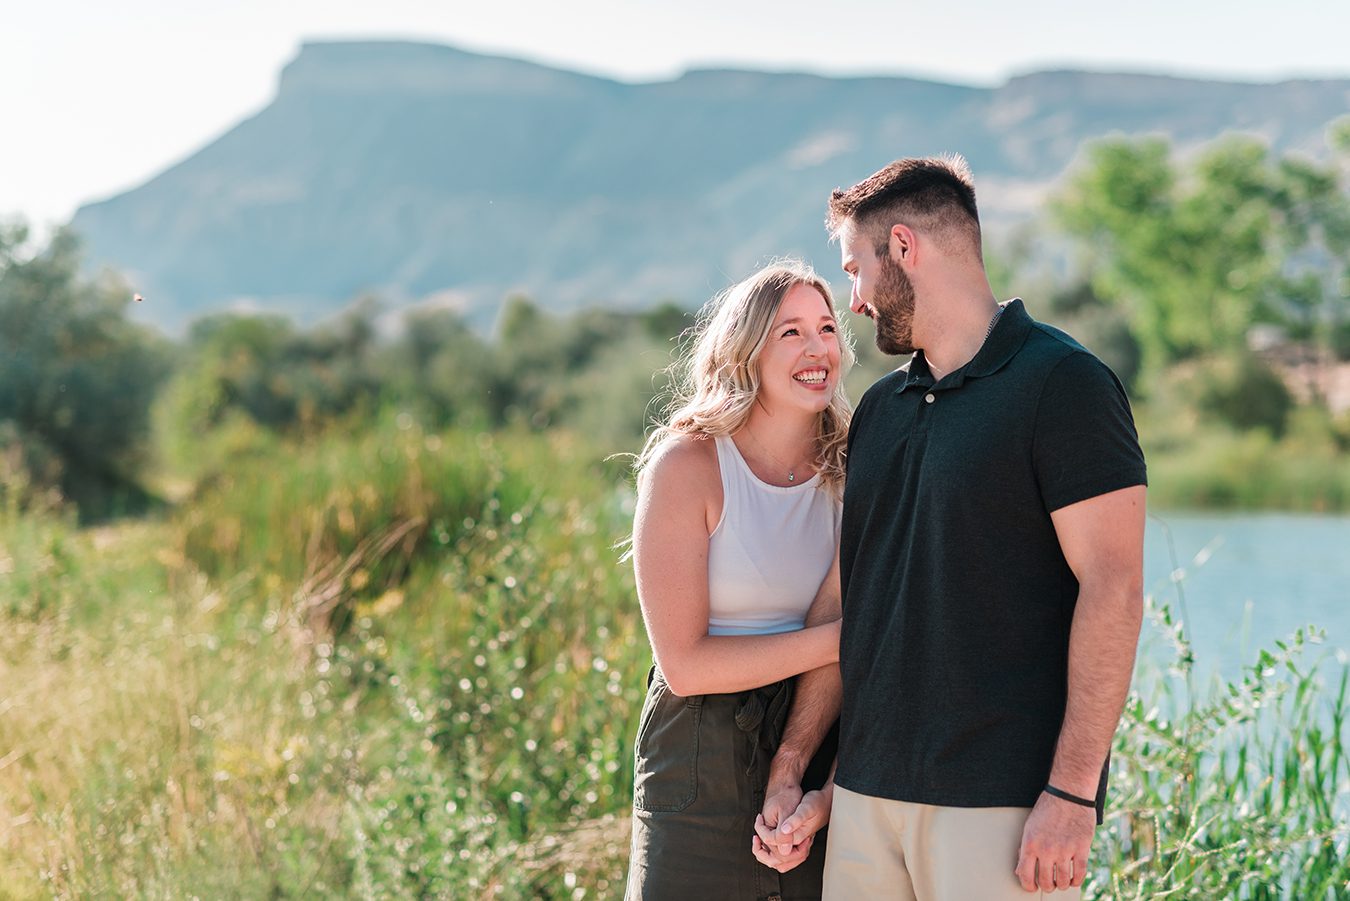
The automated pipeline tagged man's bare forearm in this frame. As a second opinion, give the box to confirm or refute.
[1049,580,1142,797]
[759,666,838,858]
[768,572,842,787]
[769,664,841,786]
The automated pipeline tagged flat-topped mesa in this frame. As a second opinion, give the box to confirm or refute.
[66,40,1350,334]
[277,39,614,98]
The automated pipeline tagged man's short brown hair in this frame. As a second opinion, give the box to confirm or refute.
[827,154,982,258]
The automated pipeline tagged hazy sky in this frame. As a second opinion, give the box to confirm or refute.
[6,0,1349,229]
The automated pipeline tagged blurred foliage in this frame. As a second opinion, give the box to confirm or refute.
[1182,354,1296,438]
[155,303,383,473]
[1138,404,1350,512]
[160,296,690,466]
[0,418,646,897]
[0,222,170,519]
[1053,134,1350,368]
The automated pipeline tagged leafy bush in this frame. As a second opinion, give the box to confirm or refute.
[1184,354,1295,437]
[160,306,383,440]
[0,223,169,517]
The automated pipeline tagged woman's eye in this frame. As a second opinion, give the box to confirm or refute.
[822,324,837,333]
[781,328,800,337]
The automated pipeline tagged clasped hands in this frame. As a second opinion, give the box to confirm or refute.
[751,779,833,873]
[752,780,1097,890]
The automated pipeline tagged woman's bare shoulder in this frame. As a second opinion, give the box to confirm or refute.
[640,432,720,495]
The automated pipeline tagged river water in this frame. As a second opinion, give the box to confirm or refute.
[1142,511,1350,678]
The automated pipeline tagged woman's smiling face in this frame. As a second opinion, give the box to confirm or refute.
[755,282,842,417]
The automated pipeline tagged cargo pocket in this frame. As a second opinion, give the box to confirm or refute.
[632,672,702,813]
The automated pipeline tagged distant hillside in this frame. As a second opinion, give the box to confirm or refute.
[70,40,1350,332]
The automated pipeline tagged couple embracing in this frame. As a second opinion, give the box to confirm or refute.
[625,156,1148,899]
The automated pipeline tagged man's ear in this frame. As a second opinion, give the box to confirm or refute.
[888,224,917,265]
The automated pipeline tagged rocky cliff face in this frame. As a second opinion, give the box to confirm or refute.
[70,41,1350,331]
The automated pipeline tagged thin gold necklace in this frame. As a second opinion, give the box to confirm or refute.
[740,428,814,483]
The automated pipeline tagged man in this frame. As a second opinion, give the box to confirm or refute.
[752,156,1146,898]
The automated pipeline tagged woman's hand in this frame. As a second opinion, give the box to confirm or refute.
[752,830,815,873]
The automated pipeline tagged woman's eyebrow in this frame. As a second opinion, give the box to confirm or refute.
[773,315,836,328]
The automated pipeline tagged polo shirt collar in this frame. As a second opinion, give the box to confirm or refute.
[896,298,1033,394]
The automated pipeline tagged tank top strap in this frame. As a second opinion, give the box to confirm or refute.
[711,435,740,536]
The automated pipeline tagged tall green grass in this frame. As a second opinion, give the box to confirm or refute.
[1,417,648,897]
[1,419,1346,898]
[0,500,341,896]
[1100,618,1349,898]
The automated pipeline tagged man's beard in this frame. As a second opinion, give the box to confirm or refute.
[869,252,917,356]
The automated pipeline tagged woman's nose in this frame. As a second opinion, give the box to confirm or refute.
[805,330,827,356]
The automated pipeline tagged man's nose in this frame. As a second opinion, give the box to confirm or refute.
[849,282,865,315]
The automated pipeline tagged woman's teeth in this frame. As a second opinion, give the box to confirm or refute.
[793,371,827,384]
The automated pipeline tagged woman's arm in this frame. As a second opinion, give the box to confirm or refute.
[634,437,841,697]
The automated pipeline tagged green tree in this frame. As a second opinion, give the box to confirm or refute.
[0,222,169,516]
[164,305,384,438]
[1266,143,1350,364]
[1054,138,1261,363]
[1053,135,1350,368]
[380,306,500,427]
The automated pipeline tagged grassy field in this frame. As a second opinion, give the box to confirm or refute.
[1,418,1347,898]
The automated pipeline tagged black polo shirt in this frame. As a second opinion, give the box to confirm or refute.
[835,298,1146,811]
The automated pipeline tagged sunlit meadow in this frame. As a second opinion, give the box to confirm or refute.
[1,415,1347,898]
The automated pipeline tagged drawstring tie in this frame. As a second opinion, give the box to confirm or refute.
[734,680,792,776]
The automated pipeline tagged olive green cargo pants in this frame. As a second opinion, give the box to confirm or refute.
[625,666,837,901]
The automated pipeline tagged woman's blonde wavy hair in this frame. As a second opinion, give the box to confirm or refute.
[635,260,854,497]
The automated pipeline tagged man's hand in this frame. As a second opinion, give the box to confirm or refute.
[756,780,803,857]
[1014,791,1096,893]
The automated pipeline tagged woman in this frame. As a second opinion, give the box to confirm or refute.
[625,261,852,900]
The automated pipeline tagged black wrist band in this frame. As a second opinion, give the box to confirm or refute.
[1043,784,1096,809]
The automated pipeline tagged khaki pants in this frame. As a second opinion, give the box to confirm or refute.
[822,785,1080,900]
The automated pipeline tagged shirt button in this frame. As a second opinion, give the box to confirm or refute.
[925,393,935,404]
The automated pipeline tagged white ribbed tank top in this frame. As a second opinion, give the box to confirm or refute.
[706,435,841,636]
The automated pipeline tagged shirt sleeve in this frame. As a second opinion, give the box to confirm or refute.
[1032,351,1148,513]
